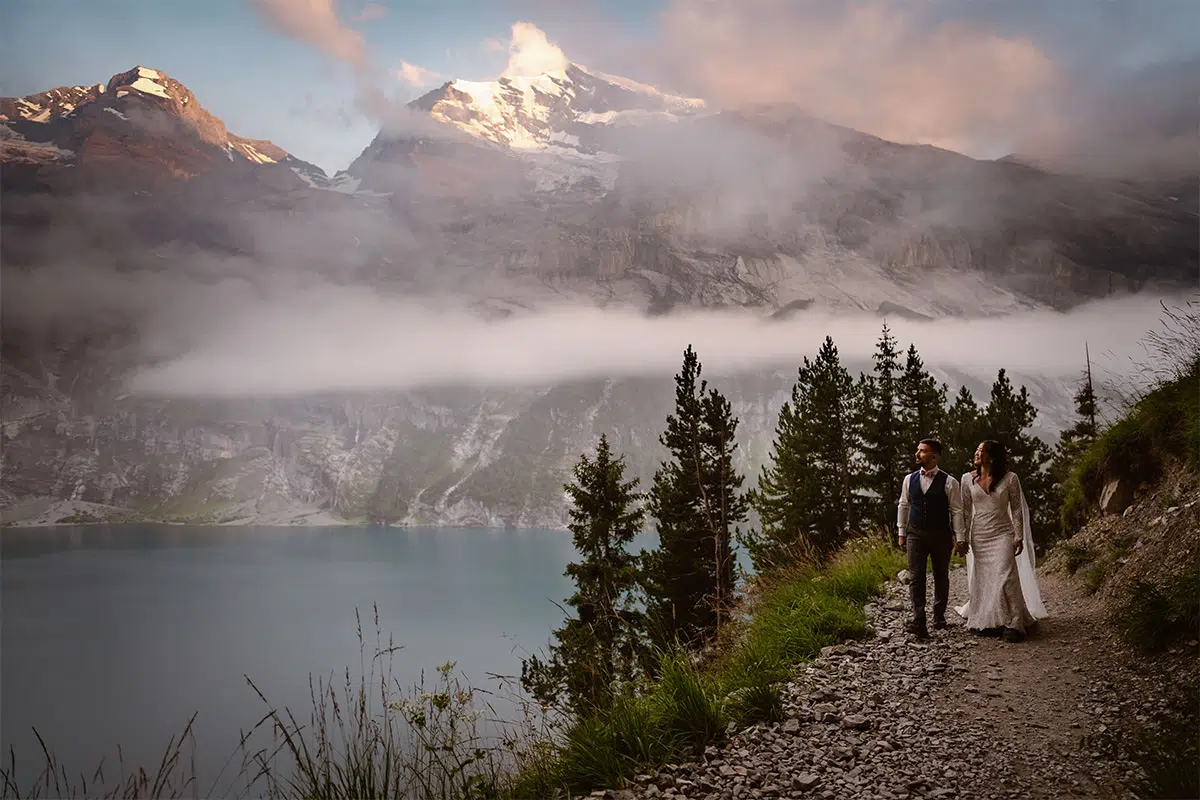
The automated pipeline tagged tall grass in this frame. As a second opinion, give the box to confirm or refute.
[1,605,535,800]
[1,717,200,800]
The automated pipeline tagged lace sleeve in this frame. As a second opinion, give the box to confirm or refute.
[961,472,974,543]
[1008,473,1025,543]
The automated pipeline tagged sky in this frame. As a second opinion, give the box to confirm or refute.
[2,0,1197,174]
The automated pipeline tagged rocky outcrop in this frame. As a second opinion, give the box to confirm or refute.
[1100,477,1135,515]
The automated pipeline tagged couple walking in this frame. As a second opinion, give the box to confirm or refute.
[897,438,1047,642]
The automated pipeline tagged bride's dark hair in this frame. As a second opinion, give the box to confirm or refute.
[978,439,1009,483]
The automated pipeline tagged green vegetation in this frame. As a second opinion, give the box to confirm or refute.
[520,434,648,716]
[1112,566,1200,654]
[1060,360,1200,536]
[857,324,907,533]
[641,346,749,649]
[510,540,903,798]
[747,336,862,569]
[1056,540,1092,575]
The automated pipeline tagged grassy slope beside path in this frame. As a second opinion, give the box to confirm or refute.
[511,540,906,798]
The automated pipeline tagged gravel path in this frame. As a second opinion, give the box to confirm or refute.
[598,564,1167,800]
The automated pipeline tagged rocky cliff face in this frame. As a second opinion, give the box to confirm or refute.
[1,65,1194,528]
[0,343,1081,529]
[0,66,326,191]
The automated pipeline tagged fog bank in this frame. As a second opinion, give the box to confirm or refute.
[126,290,1187,397]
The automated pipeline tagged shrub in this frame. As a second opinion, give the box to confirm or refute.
[1082,561,1110,595]
[1057,540,1092,575]
[1112,567,1200,654]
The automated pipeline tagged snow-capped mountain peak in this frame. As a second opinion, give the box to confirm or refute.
[403,62,706,190]
[1,66,328,181]
[416,62,704,149]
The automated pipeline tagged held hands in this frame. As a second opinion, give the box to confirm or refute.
[1013,538,1024,556]
[955,540,970,557]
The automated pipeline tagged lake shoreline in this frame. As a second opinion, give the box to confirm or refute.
[0,498,570,531]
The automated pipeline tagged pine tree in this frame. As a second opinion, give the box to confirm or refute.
[857,323,907,530]
[983,368,1057,547]
[745,380,816,572]
[942,385,986,478]
[697,387,750,635]
[520,434,646,714]
[643,346,748,648]
[746,336,860,567]
[898,344,947,445]
[1051,346,1102,492]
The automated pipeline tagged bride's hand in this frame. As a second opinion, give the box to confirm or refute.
[1013,538,1024,556]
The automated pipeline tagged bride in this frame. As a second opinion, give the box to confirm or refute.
[954,440,1047,642]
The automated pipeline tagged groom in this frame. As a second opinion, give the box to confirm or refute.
[897,439,965,638]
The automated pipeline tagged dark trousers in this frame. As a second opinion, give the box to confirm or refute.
[907,528,952,624]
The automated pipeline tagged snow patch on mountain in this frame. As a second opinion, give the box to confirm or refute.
[231,141,277,164]
[405,62,707,191]
[127,76,171,99]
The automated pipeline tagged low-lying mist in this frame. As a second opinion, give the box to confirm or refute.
[124,288,1186,398]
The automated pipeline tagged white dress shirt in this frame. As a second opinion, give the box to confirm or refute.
[896,466,966,542]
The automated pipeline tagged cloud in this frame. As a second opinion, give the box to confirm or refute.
[501,22,569,77]
[647,0,1059,158]
[353,2,388,22]
[1011,56,1200,178]
[394,61,441,87]
[640,0,1199,177]
[250,0,367,71]
[123,288,1186,398]
[251,0,452,138]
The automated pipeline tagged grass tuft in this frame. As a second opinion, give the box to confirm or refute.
[1056,540,1092,575]
[1111,567,1200,654]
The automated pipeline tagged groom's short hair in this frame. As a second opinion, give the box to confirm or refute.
[919,438,943,455]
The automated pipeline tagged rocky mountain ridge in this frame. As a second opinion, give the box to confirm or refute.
[0,66,327,189]
[2,64,1196,528]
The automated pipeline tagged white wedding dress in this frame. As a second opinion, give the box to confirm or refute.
[954,471,1047,632]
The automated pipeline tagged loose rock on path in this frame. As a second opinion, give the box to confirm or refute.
[598,564,1171,800]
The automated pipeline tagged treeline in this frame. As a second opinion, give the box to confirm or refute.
[523,322,1092,715]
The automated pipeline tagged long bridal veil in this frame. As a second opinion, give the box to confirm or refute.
[954,476,1048,620]
[1016,483,1048,619]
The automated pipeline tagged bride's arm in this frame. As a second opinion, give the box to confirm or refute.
[1008,473,1025,545]
[960,473,974,545]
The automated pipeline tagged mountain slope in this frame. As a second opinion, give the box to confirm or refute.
[1,63,1196,528]
[0,66,327,191]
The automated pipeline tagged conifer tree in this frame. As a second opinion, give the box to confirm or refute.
[520,434,646,714]
[697,386,750,634]
[745,380,816,571]
[643,346,748,648]
[858,323,907,530]
[942,385,986,477]
[747,336,860,567]
[1052,346,1101,483]
[898,344,947,445]
[983,368,1057,546]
